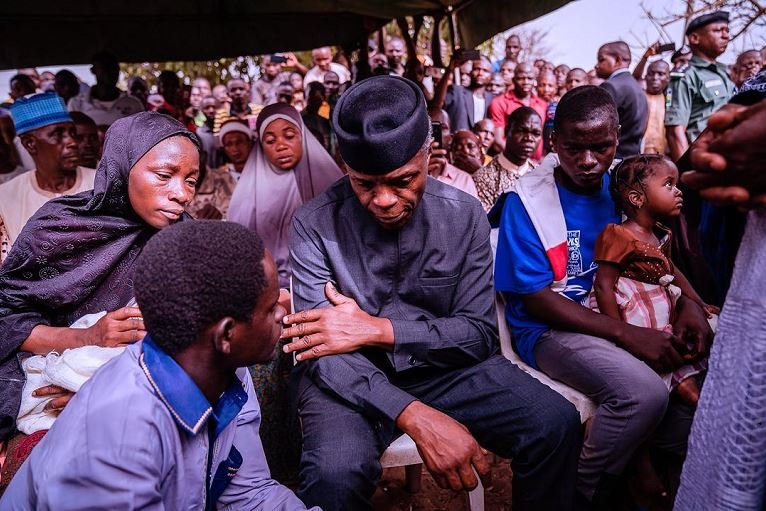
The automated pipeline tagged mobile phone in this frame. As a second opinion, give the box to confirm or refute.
[657,43,676,54]
[270,54,288,64]
[431,121,443,148]
[455,49,481,62]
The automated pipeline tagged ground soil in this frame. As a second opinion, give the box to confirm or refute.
[371,456,514,511]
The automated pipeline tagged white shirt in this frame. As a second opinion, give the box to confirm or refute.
[68,91,144,126]
[303,63,351,88]
[473,94,486,124]
[433,163,478,198]
[0,167,96,263]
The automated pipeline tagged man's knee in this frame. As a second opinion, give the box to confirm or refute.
[535,395,582,453]
[608,370,669,426]
[299,444,381,507]
[302,448,381,487]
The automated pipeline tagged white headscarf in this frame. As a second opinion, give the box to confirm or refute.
[228,103,342,286]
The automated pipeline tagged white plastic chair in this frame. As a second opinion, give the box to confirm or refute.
[380,433,485,510]
[489,228,596,423]
[495,294,597,423]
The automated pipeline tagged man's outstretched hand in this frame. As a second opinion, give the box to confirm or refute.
[396,401,490,491]
[281,282,394,361]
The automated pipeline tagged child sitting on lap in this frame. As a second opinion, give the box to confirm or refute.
[589,154,718,405]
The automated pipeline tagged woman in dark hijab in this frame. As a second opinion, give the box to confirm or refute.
[0,112,200,468]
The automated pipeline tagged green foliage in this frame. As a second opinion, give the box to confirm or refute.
[119,51,313,89]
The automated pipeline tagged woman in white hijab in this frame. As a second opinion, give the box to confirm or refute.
[228,103,342,288]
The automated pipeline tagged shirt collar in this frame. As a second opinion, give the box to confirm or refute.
[690,54,727,73]
[497,153,532,173]
[497,153,520,172]
[504,91,546,108]
[609,67,630,79]
[139,336,248,437]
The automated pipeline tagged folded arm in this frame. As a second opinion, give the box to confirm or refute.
[286,212,497,371]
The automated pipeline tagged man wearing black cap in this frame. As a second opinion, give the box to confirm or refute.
[280,75,581,511]
[671,46,693,73]
[665,11,734,161]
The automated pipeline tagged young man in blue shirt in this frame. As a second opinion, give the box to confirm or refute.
[2,221,315,510]
[495,86,712,508]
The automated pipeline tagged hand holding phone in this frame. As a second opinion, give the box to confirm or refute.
[454,49,481,63]
[431,121,443,148]
[657,43,676,54]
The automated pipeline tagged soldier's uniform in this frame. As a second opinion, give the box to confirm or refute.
[664,11,734,143]
[665,55,734,143]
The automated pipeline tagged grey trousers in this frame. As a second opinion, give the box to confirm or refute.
[534,329,693,499]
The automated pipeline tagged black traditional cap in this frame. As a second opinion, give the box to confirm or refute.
[671,45,691,61]
[332,75,430,175]
[686,11,729,35]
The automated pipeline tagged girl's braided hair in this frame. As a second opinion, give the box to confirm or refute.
[609,154,669,215]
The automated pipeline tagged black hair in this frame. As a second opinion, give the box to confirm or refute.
[671,46,692,62]
[133,221,268,355]
[553,85,618,133]
[91,51,120,72]
[608,154,670,215]
[54,69,78,84]
[306,81,326,96]
[9,74,35,91]
[599,41,631,63]
[69,111,96,127]
[505,106,541,136]
[158,70,180,88]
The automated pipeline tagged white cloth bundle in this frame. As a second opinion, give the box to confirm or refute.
[16,312,125,434]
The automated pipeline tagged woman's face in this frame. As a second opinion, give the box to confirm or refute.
[261,118,303,171]
[128,136,200,229]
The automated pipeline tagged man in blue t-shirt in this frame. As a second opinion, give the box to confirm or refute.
[495,86,713,508]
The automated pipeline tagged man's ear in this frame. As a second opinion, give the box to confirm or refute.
[212,317,236,355]
[688,33,700,46]
[550,130,558,153]
[19,134,36,155]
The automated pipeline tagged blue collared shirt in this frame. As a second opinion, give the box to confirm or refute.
[1,338,316,511]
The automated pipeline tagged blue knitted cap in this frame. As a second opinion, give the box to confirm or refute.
[10,92,72,135]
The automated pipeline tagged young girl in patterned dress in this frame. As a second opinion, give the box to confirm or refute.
[590,154,718,405]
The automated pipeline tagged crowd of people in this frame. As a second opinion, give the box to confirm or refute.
[0,8,764,511]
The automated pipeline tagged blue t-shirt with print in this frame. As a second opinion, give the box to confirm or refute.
[494,174,618,368]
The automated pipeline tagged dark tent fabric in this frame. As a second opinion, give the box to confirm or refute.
[0,1,570,68]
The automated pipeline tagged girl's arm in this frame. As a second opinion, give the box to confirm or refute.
[672,267,720,315]
[594,263,623,321]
